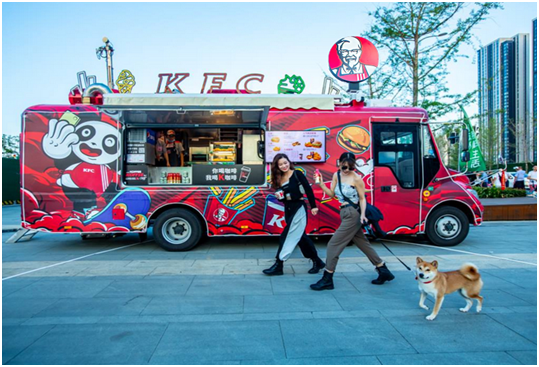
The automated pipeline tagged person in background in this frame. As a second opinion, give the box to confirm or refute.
[165,129,184,167]
[155,131,170,167]
[263,153,325,276]
[527,166,537,197]
[513,166,526,190]
[310,152,394,291]
[479,171,489,188]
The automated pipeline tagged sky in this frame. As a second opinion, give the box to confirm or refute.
[2,2,538,136]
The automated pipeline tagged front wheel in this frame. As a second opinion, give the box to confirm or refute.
[153,209,202,251]
[425,206,469,247]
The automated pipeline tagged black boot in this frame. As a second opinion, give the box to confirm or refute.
[308,257,326,274]
[310,270,334,290]
[371,263,395,285]
[263,259,284,276]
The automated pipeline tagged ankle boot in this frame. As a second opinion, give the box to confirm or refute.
[310,270,334,290]
[308,257,326,274]
[263,259,284,276]
[371,263,395,285]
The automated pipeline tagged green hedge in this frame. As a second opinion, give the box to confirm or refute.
[474,187,527,198]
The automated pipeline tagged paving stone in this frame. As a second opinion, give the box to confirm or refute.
[386,314,536,353]
[244,294,341,313]
[1,278,42,297]
[21,316,103,325]
[242,312,313,321]
[240,355,381,365]
[34,296,152,318]
[141,295,244,315]
[7,323,167,364]
[312,310,381,319]
[2,298,59,319]
[95,277,193,298]
[186,277,272,296]
[270,274,359,294]
[149,321,285,363]
[487,312,537,343]
[506,350,537,365]
[280,317,415,358]
[499,288,537,305]
[149,266,224,275]
[97,314,244,324]
[5,278,114,299]
[377,351,521,365]
[2,324,54,364]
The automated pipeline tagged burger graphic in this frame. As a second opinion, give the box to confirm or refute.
[337,125,370,153]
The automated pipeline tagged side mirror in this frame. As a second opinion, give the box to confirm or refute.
[461,129,469,151]
[461,151,470,163]
[257,141,264,159]
[449,132,459,145]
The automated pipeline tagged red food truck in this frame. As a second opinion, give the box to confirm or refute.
[20,89,483,250]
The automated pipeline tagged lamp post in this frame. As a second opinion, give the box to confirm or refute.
[96,37,115,90]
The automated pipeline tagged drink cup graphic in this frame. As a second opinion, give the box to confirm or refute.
[239,166,251,183]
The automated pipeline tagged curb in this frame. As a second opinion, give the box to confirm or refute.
[2,200,20,206]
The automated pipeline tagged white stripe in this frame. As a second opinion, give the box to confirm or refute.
[382,239,537,266]
[279,206,307,261]
[2,240,150,281]
[101,165,107,192]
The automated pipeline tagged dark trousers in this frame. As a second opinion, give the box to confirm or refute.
[514,181,525,189]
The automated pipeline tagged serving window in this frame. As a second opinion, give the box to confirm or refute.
[121,109,266,187]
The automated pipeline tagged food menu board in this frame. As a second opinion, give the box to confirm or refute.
[265,131,326,163]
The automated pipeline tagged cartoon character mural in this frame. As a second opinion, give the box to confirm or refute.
[42,112,121,215]
[22,107,151,233]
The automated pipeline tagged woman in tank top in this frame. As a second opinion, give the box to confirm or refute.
[310,152,395,290]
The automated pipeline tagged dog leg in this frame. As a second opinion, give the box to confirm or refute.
[426,296,444,321]
[419,291,429,310]
[459,289,473,313]
[471,295,484,312]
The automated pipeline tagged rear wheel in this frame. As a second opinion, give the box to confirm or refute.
[426,206,469,247]
[153,208,202,251]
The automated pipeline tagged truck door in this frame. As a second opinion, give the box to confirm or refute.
[371,123,422,234]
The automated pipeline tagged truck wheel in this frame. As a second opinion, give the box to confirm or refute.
[153,209,202,251]
[426,206,469,247]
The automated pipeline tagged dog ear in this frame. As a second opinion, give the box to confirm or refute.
[431,260,438,268]
[416,257,423,264]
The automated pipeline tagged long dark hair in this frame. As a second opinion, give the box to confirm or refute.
[338,152,356,171]
[271,153,294,189]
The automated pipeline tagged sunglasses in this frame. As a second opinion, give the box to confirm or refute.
[168,134,175,137]
[340,166,351,171]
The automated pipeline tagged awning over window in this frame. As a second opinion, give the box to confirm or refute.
[102,93,335,110]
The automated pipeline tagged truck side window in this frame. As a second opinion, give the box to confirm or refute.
[373,124,419,189]
[421,125,440,187]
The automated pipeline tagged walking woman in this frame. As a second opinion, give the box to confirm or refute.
[310,152,394,290]
[263,154,326,276]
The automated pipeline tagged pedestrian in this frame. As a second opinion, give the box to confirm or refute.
[479,171,489,188]
[262,153,325,276]
[310,152,395,291]
[513,166,526,190]
[527,166,537,197]
[165,129,184,167]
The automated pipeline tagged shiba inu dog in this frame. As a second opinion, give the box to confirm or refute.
[416,257,484,321]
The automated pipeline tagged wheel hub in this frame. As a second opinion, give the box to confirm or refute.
[162,218,192,244]
[435,215,460,239]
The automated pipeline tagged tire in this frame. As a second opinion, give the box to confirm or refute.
[426,206,469,247]
[153,208,202,251]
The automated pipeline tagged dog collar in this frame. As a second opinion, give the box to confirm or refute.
[415,276,435,284]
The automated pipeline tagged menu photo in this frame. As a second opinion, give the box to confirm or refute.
[266,130,326,163]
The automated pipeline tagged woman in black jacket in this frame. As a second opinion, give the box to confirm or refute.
[263,154,325,276]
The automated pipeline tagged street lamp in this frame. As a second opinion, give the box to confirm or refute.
[96,37,115,90]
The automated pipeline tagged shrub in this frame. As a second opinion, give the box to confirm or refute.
[474,187,527,198]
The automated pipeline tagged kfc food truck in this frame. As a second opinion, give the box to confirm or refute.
[20,89,483,250]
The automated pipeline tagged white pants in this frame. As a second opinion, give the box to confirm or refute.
[278,206,307,261]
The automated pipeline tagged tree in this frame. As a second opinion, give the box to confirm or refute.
[362,2,502,120]
[2,134,20,159]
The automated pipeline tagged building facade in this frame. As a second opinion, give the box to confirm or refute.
[477,33,532,163]
[533,18,537,161]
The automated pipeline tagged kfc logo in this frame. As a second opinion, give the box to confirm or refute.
[328,36,379,83]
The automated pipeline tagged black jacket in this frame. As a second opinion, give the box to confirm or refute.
[279,170,317,209]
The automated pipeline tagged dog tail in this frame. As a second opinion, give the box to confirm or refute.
[459,263,481,281]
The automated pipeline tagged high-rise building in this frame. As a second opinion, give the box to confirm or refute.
[532,18,537,161]
[477,33,531,163]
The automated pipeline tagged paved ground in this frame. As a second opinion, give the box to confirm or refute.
[2,205,537,365]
